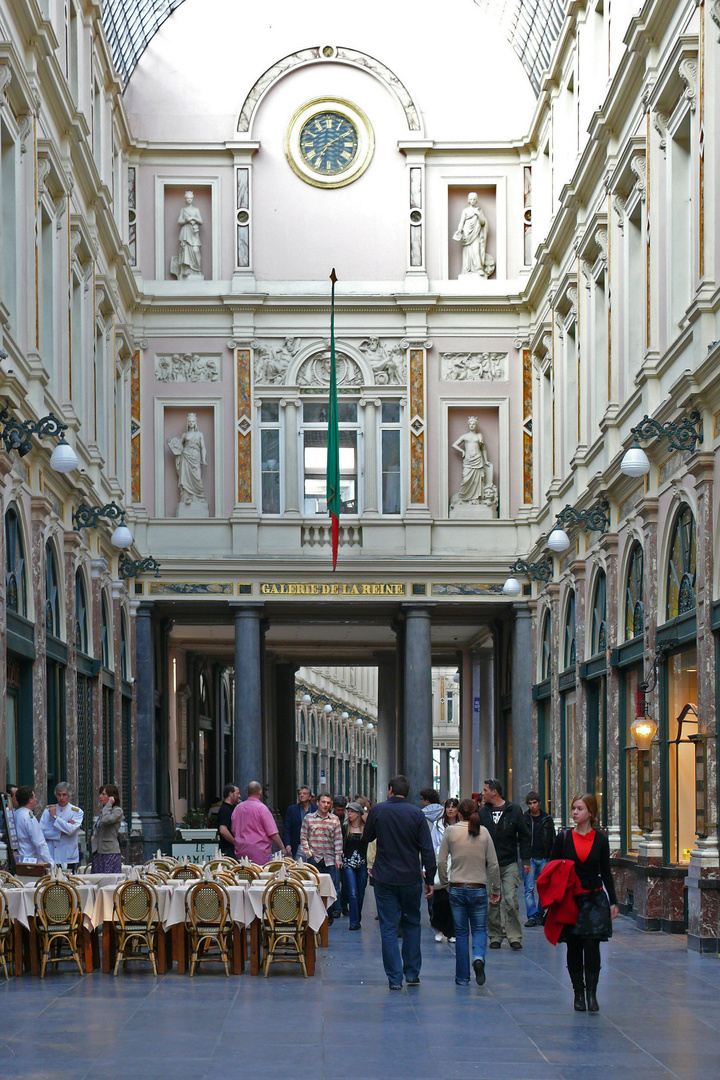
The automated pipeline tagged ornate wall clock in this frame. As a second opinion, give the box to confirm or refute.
[285,98,374,188]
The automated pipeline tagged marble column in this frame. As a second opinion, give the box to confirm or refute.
[232,603,264,794]
[0,459,11,790]
[403,604,433,804]
[135,603,162,857]
[273,662,297,812]
[360,398,379,516]
[376,657,397,796]
[511,604,534,801]
[282,400,301,516]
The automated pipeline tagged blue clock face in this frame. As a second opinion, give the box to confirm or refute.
[299,111,359,176]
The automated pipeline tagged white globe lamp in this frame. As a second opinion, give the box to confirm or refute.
[111,523,133,549]
[50,439,79,473]
[548,526,570,553]
[620,444,651,477]
[502,577,522,596]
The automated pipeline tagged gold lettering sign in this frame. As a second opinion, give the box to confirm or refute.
[259,582,406,596]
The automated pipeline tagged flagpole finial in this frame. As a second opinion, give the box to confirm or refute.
[330,268,337,284]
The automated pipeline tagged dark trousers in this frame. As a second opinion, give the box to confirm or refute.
[566,937,601,988]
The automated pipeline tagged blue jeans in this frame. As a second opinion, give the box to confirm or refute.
[374,881,423,986]
[449,886,488,983]
[342,865,367,925]
[523,858,547,920]
[309,858,342,917]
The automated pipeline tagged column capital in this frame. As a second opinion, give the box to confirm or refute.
[229,601,265,618]
[401,602,436,615]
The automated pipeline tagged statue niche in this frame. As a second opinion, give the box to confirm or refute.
[449,416,498,519]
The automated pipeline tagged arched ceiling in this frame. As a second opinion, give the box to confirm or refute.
[103,0,566,96]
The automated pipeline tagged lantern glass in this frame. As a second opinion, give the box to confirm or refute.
[548,527,570,553]
[621,445,651,477]
[631,715,657,750]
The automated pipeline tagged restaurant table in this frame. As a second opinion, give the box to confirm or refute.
[244,882,326,975]
[2,881,97,976]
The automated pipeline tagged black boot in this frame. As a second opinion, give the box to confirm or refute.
[572,980,586,1011]
[586,979,599,1013]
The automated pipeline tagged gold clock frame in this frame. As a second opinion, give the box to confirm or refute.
[285,97,375,189]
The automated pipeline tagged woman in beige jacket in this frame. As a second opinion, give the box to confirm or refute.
[437,799,501,986]
[91,784,124,873]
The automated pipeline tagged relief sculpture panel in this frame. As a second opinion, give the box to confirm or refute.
[440,352,506,381]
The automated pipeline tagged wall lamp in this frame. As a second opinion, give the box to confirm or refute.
[548,499,610,553]
[630,643,667,749]
[119,556,161,580]
[73,501,133,549]
[621,410,703,477]
[503,555,553,595]
[0,406,78,473]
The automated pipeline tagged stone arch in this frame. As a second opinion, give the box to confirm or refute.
[238,45,423,135]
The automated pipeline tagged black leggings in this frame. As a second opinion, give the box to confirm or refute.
[566,937,601,987]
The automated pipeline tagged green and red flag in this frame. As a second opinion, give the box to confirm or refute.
[327,268,340,570]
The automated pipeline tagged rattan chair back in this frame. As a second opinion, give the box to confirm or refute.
[261,880,309,977]
[0,871,22,889]
[185,880,231,976]
[33,881,84,977]
[231,864,260,884]
[170,863,203,881]
[112,880,159,976]
[0,890,11,979]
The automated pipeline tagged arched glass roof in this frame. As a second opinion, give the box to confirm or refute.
[103,0,566,95]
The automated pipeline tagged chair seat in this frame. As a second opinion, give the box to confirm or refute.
[116,922,158,933]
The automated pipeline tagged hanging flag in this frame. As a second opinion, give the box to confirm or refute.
[327,268,340,570]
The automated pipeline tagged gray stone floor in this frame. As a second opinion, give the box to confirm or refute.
[1,895,719,1080]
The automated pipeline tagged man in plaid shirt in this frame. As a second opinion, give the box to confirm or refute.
[301,792,343,922]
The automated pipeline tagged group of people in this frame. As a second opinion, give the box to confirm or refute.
[3,782,125,873]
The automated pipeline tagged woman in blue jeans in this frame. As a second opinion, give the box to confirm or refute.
[437,799,501,985]
[342,802,369,929]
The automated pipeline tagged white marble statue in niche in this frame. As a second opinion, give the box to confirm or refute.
[453,193,496,279]
[449,416,498,518]
[254,337,302,384]
[167,412,209,517]
[156,353,220,382]
[170,191,204,280]
[358,338,406,385]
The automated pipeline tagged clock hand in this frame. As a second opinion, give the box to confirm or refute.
[315,131,351,160]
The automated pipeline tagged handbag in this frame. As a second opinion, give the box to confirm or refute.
[430,884,456,938]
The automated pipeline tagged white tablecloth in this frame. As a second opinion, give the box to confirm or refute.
[245,882,327,933]
[92,882,247,930]
[2,882,97,931]
[257,872,336,903]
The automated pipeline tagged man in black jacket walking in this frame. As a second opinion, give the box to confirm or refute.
[479,778,531,950]
[363,775,436,989]
[523,791,555,926]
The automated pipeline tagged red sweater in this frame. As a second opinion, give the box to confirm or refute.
[536,858,584,945]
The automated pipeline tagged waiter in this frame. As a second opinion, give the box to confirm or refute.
[40,782,84,869]
[15,786,53,865]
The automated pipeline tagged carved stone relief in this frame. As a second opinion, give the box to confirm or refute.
[253,338,302,384]
[155,353,220,383]
[440,352,506,381]
[358,338,406,384]
[678,57,698,113]
[253,338,407,386]
[297,350,363,388]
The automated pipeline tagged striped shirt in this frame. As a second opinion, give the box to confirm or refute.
[300,811,343,864]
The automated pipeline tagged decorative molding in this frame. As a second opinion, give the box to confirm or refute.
[155,353,220,383]
[581,260,593,291]
[54,195,66,233]
[440,352,507,381]
[297,349,363,388]
[358,338,406,384]
[630,154,647,200]
[595,228,608,268]
[37,153,51,196]
[18,114,32,156]
[713,0,720,43]
[678,57,698,113]
[0,62,11,99]
[612,194,627,230]
[567,286,578,317]
[237,46,421,134]
[653,111,670,152]
[399,338,433,350]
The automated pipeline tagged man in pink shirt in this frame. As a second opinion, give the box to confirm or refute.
[231,781,290,864]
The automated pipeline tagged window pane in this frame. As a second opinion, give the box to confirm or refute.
[261,429,280,513]
[338,403,357,423]
[382,402,400,424]
[261,402,279,423]
[381,429,401,514]
[304,402,327,423]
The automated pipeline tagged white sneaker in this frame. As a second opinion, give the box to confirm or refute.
[434,932,444,942]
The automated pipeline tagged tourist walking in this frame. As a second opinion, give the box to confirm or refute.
[432,798,460,941]
[543,793,618,1012]
[363,775,436,989]
[523,790,555,926]
[301,792,343,921]
[342,801,369,929]
[216,783,240,857]
[283,785,316,860]
[437,799,501,986]
[478,778,531,949]
[231,781,289,864]
[91,785,123,873]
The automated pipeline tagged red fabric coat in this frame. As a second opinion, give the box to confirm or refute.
[536,858,584,945]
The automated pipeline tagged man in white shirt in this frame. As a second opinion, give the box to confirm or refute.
[40,782,84,869]
[15,786,53,865]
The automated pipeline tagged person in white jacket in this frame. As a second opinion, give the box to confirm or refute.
[40,782,84,869]
[15,786,53,865]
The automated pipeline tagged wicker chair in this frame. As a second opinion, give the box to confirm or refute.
[231,865,260,885]
[0,871,22,889]
[206,858,237,871]
[0,890,13,979]
[261,880,309,977]
[185,881,231,976]
[142,870,169,886]
[214,872,237,887]
[289,866,320,884]
[170,864,204,881]
[145,858,176,873]
[265,859,295,873]
[34,881,84,977]
[112,880,160,976]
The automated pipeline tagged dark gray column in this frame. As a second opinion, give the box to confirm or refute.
[511,604,534,801]
[275,663,298,812]
[403,604,434,804]
[232,603,264,794]
[473,645,495,793]
[376,658,397,797]
[135,604,162,857]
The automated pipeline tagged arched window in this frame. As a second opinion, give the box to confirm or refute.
[328,724,334,750]
[310,714,316,745]
[624,542,644,641]
[344,728,349,753]
[666,504,696,619]
[5,506,27,616]
[120,615,129,680]
[101,595,111,669]
[540,611,552,680]
[563,590,576,671]
[76,571,89,654]
[45,541,61,637]
[590,570,607,656]
[299,713,306,742]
